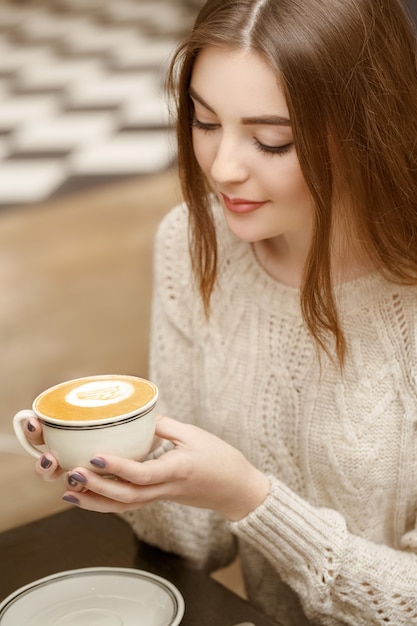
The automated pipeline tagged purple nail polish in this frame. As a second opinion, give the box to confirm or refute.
[62,494,79,505]
[40,456,52,469]
[26,420,36,433]
[90,457,106,469]
[68,472,87,487]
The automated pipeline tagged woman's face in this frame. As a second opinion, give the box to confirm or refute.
[190,46,314,264]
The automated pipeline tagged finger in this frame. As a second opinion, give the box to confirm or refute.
[61,488,154,513]
[62,468,168,510]
[89,453,181,488]
[90,474,166,503]
[34,453,64,481]
[25,417,45,446]
[66,470,88,492]
[154,414,197,443]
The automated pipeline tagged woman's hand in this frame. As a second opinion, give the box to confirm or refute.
[63,415,270,521]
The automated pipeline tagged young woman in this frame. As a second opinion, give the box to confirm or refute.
[26,0,417,623]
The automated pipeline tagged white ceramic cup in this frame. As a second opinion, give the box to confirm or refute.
[13,374,158,470]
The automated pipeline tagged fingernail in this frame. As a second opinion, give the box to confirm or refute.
[62,494,79,505]
[90,457,106,469]
[40,455,52,469]
[68,472,87,487]
[26,420,35,432]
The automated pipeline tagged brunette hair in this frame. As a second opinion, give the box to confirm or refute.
[167,0,417,365]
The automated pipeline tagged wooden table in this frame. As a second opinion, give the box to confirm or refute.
[0,507,278,625]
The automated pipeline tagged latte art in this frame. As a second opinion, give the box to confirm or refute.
[66,381,135,408]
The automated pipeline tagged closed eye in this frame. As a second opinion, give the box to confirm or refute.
[191,118,219,133]
[253,139,294,156]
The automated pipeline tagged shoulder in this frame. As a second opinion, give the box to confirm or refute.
[152,203,199,325]
[153,202,191,280]
[342,276,417,368]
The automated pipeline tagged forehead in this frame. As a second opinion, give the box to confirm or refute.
[190,46,289,117]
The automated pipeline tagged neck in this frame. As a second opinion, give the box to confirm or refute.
[252,235,308,287]
[252,234,375,288]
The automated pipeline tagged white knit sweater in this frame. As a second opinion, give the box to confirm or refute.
[123,201,417,625]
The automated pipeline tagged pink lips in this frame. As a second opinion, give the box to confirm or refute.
[221,193,267,214]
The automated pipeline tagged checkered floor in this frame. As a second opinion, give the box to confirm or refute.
[0,0,202,208]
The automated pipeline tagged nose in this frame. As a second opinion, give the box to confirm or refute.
[209,132,249,185]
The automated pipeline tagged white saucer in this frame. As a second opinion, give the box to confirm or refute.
[0,567,185,626]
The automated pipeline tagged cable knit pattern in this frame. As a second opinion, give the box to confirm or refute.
[123,200,417,625]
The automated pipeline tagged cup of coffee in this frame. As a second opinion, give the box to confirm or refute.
[13,374,158,470]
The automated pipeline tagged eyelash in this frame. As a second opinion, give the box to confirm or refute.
[191,118,293,157]
[253,139,293,156]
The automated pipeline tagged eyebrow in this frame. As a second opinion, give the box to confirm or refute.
[189,86,291,127]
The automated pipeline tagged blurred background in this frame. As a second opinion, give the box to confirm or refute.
[0,0,204,533]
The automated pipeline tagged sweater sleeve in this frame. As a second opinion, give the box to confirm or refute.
[230,476,417,625]
[122,203,237,572]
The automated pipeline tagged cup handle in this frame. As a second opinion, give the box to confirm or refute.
[13,410,44,459]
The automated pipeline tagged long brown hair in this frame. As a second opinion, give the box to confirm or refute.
[167,0,417,365]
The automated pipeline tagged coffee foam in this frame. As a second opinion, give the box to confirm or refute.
[35,375,156,422]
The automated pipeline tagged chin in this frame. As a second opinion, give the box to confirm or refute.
[223,212,271,244]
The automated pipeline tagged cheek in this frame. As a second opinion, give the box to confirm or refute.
[267,159,310,202]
